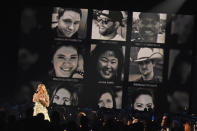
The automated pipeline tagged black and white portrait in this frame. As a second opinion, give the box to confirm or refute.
[167,49,192,113]
[97,87,116,109]
[51,7,88,40]
[94,85,122,109]
[131,12,167,44]
[129,47,164,83]
[50,84,79,106]
[49,41,85,79]
[89,44,125,82]
[91,10,127,41]
[47,81,84,106]
[128,87,155,112]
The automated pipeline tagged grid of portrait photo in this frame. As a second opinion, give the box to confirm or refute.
[17,6,196,114]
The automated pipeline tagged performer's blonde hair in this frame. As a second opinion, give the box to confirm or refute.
[37,83,48,96]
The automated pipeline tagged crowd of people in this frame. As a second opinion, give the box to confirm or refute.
[0,104,197,131]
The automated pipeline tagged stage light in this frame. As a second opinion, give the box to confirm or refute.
[63,116,66,120]
[79,112,86,116]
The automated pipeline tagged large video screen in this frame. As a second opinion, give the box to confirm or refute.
[17,7,196,114]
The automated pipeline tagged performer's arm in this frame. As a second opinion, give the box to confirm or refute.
[33,94,38,103]
[45,95,49,107]
[39,95,50,107]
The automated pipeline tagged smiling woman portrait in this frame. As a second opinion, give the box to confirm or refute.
[49,42,84,79]
[90,45,123,82]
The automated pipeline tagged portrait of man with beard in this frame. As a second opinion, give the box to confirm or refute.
[91,10,125,41]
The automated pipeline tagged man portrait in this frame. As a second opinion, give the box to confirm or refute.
[91,10,126,41]
[52,7,88,39]
[129,47,163,83]
[131,12,166,43]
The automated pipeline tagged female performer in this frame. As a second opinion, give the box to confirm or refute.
[33,83,50,121]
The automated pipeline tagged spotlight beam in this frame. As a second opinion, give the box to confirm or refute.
[150,0,187,13]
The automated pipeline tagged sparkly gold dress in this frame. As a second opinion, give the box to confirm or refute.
[33,94,50,121]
